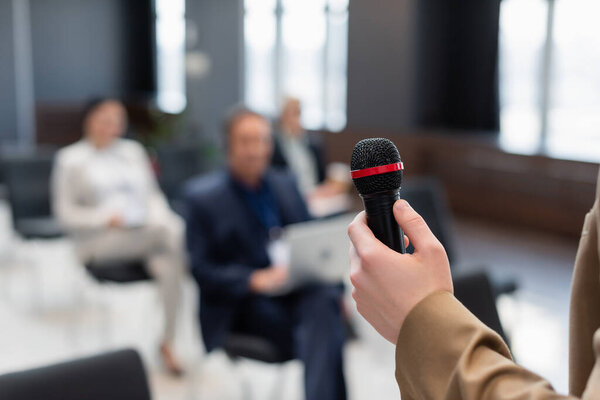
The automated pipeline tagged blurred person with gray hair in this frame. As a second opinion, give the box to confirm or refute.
[272,96,352,217]
[51,98,185,376]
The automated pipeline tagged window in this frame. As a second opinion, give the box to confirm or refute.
[499,0,600,162]
[155,0,186,114]
[244,0,348,131]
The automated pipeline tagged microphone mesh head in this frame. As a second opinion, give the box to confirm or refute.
[351,138,403,195]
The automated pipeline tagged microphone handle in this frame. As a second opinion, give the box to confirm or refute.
[361,189,406,254]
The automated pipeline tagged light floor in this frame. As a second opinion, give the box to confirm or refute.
[0,200,578,399]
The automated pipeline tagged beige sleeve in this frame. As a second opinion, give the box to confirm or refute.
[395,291,577,400]
[51,155,111,231]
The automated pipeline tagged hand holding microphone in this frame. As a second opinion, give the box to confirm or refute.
[348,138,452,343]
[348,201,453,343]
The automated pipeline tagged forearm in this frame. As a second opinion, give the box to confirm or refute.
[55,202,111,231]
[191,260,254,300]
[396,292,574,400]
[52,160,111,231]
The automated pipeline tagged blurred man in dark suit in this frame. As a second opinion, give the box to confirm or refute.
[184,106,347,400]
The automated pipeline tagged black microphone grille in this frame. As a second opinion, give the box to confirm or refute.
[351,138,403,195]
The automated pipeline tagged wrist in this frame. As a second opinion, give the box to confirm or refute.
[248,270,265,293]
[397,290,453,344]
[248,272,259,292]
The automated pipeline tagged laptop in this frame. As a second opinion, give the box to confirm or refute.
[268,213,355,295]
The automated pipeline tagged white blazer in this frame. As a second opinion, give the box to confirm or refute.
[51,138,172,236]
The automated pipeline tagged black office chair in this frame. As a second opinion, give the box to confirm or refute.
[402,177,517,344]
[224,333,292,364]
[453,270,509,344]
[0,152,63,239]
[85,259,151,284]
[155,144,207,215]
[1,152,150,304]
[402,177,456,264]
[403,177,518,293]
[0,152,65,308]
[77,258,156,347]
[222,333,293,400]
[0,348,151,400]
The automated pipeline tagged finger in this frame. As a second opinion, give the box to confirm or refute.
[277,268,289,281]
[404,234,409,248]
[347,211,381,257]
[353,293,392,342]
[277,271,288,282]
[349,244,361,274]
[393,200,438,252]
[349,243,360,262]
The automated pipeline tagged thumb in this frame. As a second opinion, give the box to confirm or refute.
[393,200,439,253]
[348,211,383,257]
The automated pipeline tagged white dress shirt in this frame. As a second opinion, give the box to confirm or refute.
[278,133,318,196]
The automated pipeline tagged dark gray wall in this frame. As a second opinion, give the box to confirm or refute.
[186,0,244,143]
[0,0,18,144]
[346,0,417,132]
[3,0,415,145]
[0,0,155,147]
[30,0,127,102]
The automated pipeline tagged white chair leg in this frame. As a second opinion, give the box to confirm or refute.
[269,364,287,400]
[12,237,45,312]
[99,285,114,346]
[230,359,289,400]
[31,241,45,312]
[0,252,15,302]
[228,359,254,400]
[239,363,254,400]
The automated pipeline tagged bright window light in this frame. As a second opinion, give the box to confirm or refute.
[244,0,348,132]
[155,0,186,114]
[499,0,600,162]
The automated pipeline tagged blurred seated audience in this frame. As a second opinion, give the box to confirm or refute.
[51,98,185,376]
[184,106,347,400]
[272,97,351,217]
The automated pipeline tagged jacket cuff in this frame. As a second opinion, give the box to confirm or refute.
[395,291,511,399]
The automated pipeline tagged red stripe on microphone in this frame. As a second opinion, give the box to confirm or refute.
[350,162,404,179]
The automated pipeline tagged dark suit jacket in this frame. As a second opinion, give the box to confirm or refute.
[183,169,311,351]
[271,132,327,184]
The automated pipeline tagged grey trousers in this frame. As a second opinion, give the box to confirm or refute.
[76,216,186,343]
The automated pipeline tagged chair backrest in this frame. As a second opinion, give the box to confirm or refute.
[0,349,151,400]
[156,144,205,203]
[1,152,55,223]
[224,333,292,364]
[453,271,509,345]
[402,179,512,344]
[402,177,456,264]
[85,259,151,283]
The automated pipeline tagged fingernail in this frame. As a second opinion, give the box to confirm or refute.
[396,199,409,210]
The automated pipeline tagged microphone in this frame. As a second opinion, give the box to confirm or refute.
[350,138,406,254]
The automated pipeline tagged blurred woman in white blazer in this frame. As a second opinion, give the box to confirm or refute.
[51,98,185,375]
